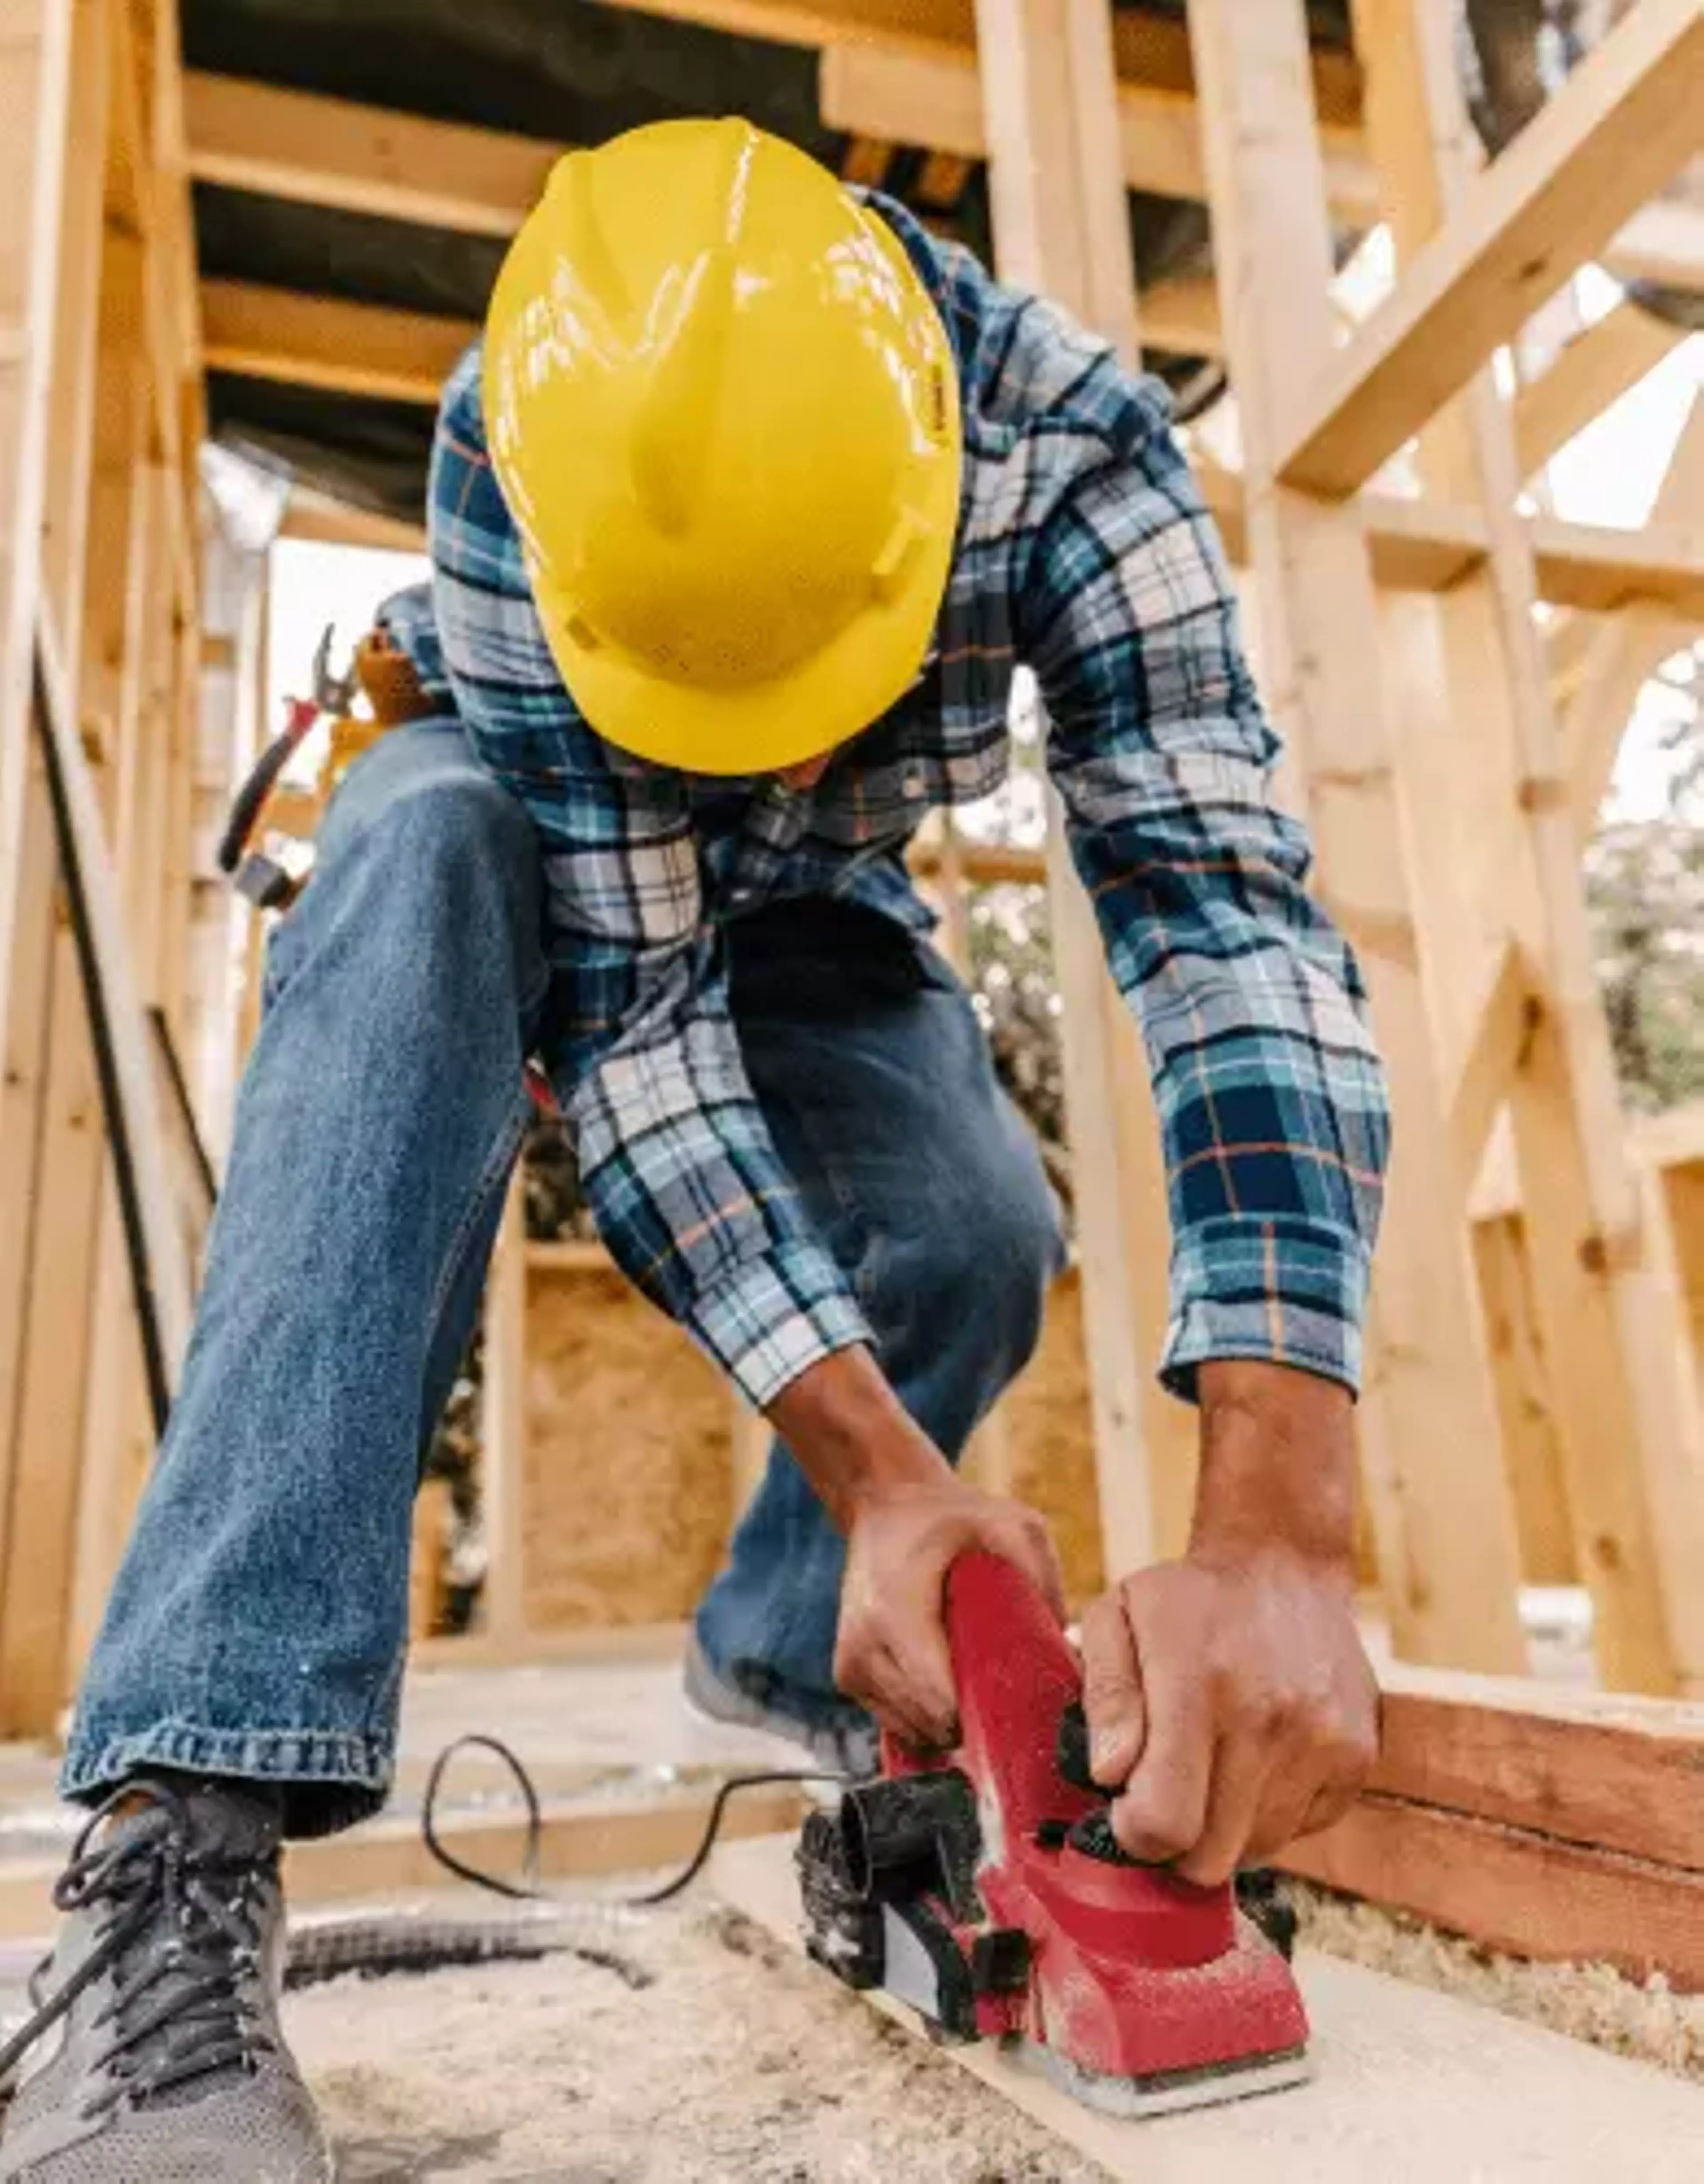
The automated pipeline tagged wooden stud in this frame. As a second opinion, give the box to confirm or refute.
[1471,1216,1577,1586]
[0,0,117,1739]
[0,0,75,1071]
[1512,297,1686,483]
[1187,0,1526,1671]
[972,0,1192,1578]
[1563,394,1704,836]
[1276,0,1704,499]
[1348,0,1701,1693]
[481,1178,531,1649]
[201,280,476,407]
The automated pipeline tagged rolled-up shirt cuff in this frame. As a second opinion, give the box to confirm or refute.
[682,1244,874,1410]
[1160,1214,1372,1401]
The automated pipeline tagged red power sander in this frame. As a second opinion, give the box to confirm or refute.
[797,1551,1311,2117]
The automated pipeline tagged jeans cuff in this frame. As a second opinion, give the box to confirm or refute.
[59,1719,393,1840]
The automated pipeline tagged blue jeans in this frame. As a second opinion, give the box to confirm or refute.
[62,724,1063,1837]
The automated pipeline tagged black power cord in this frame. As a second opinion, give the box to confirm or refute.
[419,1733,851,1910]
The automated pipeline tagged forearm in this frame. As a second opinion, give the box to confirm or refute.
[767,1346,951,1531]
[1191,1358,1358,1582]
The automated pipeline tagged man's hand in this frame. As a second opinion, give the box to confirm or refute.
[1080,1360,1378,1887]
[769,1347,1065,1751]
[836,1474,1064,1751]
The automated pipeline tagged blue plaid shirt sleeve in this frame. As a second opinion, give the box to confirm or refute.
[1017,347,1389,1397]
[429,354,872,1407]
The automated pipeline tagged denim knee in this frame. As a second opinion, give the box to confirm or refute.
[908,1128,1065,1378]
[273,738,544,1011]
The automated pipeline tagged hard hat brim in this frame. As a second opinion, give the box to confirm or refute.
[534,456,959,779]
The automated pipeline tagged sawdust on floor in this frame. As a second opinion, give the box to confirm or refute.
[1294,1881,1704,2081]
[288,1897,1110,2184]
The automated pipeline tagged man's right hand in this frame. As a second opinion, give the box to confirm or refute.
[834,1473,1065,1751]
[767,1346,1065,1753]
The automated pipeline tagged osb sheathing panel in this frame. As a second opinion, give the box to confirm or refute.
[986,1267,1106,1613]
[524,1265,732,1629]
[524,1263,1105,1627]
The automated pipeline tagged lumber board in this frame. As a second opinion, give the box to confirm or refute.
[1564,394,1704,836]
[1513,299,1686,482]
[714,1833,1704,2181]
[33,605,194,1406]
[0,0,75,1086]
[0,1783,804,1942]
[201,280,474,406]
[1275,0,1704,498]
[1188,0,1526,1672]
[820,42,1380,225]
[279,491,427,556]
[184,71,557,238]
[1370,1668,1704,1872]
[1280,1793,1704,1993]
[974,0,1174,1573]
[1352,0,1704,1698]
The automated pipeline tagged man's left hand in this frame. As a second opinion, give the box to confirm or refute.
[1077,1360,1379,1887]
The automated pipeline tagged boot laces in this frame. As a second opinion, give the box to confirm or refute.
[0,1782,277,2119]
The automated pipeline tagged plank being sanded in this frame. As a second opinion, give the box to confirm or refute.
[713,1834,1704,2182]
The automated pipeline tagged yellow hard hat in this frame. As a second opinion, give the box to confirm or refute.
[482,118,962,776]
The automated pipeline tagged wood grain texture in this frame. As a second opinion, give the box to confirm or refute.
[715,1832,1704,2180]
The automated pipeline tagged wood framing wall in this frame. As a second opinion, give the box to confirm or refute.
[0,0,249,1737]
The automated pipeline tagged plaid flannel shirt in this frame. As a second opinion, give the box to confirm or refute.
[422,191,1389,1411]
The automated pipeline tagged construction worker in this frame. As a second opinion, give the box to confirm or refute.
[0,119,1388,2179]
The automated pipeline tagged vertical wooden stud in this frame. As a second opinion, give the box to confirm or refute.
[1186,0,1526,1669]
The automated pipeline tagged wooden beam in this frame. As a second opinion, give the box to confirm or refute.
[577,0,1365,123]
[1136,275,1223,358]
[820,43,1380,224]
[1199,466,1704,614]
[201,280,474,406]
[1447,941,1539,1186]
[0,0,115,1741]
[1369,1666,1704,1869]
[1512,299,1687,483]
[1282,1790,1704,1992]
[279,490,427,556]
[1187,0,1526,1672]
[717,1833,1704,2177]
[1563,394,1704,835]
[0,0,75,1081]
[1276,0,1704,499]
[1353,0,1704,1696]
[974,0,1192,1576]
[480,1179,530,1650]
[184,70,557,239]
[0,1783,804,1938]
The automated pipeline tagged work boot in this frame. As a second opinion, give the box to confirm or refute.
[0,1778,331,2182]
[682,1630,879,1778]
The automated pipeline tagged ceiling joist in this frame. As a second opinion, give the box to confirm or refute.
[213,276,1704,619]
[201,280,475,404]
